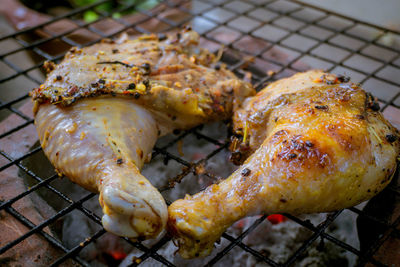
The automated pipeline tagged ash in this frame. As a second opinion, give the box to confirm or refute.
[122,213,358,267]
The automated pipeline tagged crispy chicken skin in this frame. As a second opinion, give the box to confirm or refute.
[168,70,400,258]
[32,29,254,240]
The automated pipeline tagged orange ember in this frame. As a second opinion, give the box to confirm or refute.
[267,214,287,225]
[110,251,127,261]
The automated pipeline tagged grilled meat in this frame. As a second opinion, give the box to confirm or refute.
[168,70,400,258]
[32,29,255,240]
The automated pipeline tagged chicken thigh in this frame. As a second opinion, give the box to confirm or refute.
[32,29,254,240]
[168,70,400,258]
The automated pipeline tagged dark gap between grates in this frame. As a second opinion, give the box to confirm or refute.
[0,0,400,266]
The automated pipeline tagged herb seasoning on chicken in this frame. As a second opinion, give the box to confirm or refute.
[31,29,255,240]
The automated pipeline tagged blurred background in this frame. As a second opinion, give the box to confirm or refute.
[299,0,400,31]
[0,0,399,120]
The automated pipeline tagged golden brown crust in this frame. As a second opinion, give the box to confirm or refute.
[168,70,400,258]
[230,71,396,164]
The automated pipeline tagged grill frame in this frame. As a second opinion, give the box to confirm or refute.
[0,0,400,266]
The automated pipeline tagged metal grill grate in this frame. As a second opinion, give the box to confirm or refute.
[1,0,400,266]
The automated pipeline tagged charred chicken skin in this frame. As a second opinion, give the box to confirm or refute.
[31,29,254,240]
[168,70,400,258]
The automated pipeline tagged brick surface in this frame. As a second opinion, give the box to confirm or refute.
[0,101,74,266]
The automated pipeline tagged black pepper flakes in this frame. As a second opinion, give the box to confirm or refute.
[386,134,398,143]
[337,75,350,83]
[288,153,297,159]
[355,114,365,120]
[214,64,221,71]
[112,49,119,54]
[141,63,151,74]
[241,168,251,176]
[305,141,314,147]
[315,105,328,110]
[370,102,380,111]
[326,80,334,85]
[116,158,123,164]
[43,61,55,73]
[56,75,62,81]
[98,79,106,84]
[128,83,136,89]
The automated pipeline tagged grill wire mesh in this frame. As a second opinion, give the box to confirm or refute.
[1,0,400,266]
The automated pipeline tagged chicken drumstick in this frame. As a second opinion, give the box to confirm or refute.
[168,70,400,258]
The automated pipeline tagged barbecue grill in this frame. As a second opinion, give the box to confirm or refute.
[1,0,400,266]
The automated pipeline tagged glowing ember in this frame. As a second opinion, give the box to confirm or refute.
[109,251,127,261]
[267,214,287,225]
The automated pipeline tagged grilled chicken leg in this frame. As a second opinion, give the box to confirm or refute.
[32,29,254,239]
[36,98,165,238]
[168,70,400,258]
